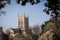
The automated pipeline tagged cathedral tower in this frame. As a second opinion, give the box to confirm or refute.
[18,14,29,34]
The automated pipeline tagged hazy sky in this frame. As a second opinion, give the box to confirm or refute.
[0,0,50,31]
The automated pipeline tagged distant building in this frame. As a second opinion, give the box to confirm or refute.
[18,14,29,34]
[32,24,41,35]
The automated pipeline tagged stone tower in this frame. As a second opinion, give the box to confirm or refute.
[18,14,29,34]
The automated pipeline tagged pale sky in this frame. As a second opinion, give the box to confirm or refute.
[0,0,50,32]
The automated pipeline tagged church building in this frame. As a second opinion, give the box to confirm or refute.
[18,14,29,34]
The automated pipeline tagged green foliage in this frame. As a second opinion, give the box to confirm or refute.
[41,18,60,38]
[41,19,55,34]
[0,26,2,31]
[32,35,39,40]
[18,28,22,35]
[0,0,41,9]
[44,0,60,20]
[41,24,45,31]
[0,0,5,9]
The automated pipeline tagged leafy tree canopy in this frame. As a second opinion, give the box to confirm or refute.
[0,0,41,9]
[43,0,60,20]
